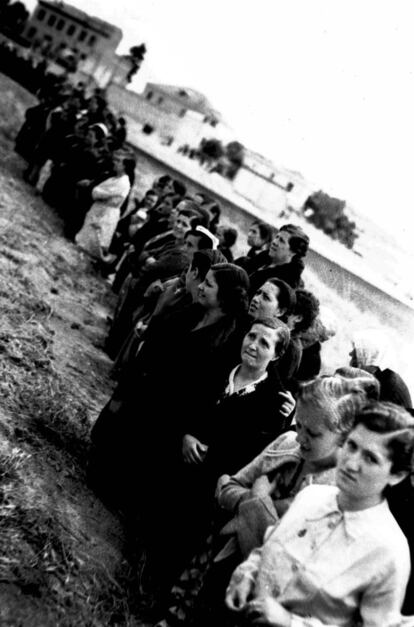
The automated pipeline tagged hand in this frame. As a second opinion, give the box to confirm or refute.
[182,434,208,464]
[215,473,231,498]
[251,475,275,499]
[225,572,255,612]
[144,256,156,267]
[246,597,292,626]
[279,391,296,418]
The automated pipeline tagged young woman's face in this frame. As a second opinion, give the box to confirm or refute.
[197,269,220,309]
[336,424,400,503]
[295,401,341,462]
[240,323,279,371]
[248,282,282,320]
[269,231,294,264]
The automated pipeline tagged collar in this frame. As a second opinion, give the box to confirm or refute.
[305,488,390,541]
[225,365,268,396]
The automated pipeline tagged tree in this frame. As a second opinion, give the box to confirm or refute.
[304,190,358,249]
[125,43,147,84]
[199,138,224,161]
[225,140,245,179]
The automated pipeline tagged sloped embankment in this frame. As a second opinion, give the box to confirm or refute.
[0,74,141,625]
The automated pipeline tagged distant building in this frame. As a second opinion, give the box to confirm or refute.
[107,81,235,146]
[23,0,125,86]
[233,148,314,216]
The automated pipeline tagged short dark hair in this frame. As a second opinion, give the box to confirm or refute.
[184,229,213,250]
[178,200,210,228]
[211,263,250,316]
[292,289,319,333]
[280,224,310,258]
[354,402,414,474]
[252,220,274,244]
[172,179,187,197]
[190,249,227,281]
[220,227,238,248]
[265,278,296,316]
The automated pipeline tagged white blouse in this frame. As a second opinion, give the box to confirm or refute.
[229,484,410,627]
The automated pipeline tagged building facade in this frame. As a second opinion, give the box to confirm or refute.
[23,0,123,85]
[107,81,235,146]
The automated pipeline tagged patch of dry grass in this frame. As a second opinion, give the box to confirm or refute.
[0,444,140,626]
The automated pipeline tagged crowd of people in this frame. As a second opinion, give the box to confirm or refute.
[14,85,414,627]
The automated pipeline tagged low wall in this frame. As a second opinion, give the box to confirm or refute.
[128,141,414,341]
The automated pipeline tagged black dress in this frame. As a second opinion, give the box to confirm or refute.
[248,256,305,294]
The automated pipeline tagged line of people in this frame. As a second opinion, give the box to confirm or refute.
[80,172,414,626]
[14,87,414,626]
[15,78,133,258]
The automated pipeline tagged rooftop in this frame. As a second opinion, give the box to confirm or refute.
[146,82,222,121]
[37,0,123,40]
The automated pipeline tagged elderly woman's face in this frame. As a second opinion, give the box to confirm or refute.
[336,424,400,505]
[295,401,341,462]
[240,323,278,372]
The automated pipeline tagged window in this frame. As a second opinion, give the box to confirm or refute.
[146,91,153,100]
[56,19,65,31]
[78,30,87,42]
[157,96,164,105]
[27,26,37,39]
[88,35,96,46]
[37,8,45,21]
[67,24,76,36]
[47,14,56,26]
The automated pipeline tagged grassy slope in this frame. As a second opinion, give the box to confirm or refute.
[0,74,145,626]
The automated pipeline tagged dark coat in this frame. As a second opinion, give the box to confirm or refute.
[204,368,292,480]
[248,257,305,294]
[368,366,412,409]
[235,249,270,275]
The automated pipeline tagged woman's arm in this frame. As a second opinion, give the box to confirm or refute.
[217,432,299,513]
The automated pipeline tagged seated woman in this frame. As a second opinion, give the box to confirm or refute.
[248,224,310,294]
[217,372,378,559]
[156,372,377,627]
[226,401,414,627]
[75,151,131,261]
[191,317,294,483]
[350,329,412,408]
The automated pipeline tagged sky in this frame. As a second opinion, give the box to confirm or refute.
[25,0,414,243]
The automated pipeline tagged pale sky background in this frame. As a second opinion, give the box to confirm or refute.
[25,0,414,245]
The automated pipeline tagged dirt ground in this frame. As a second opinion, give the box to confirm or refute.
[0,74,146,626]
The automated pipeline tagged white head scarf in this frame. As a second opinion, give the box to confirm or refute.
[351,328,393,371]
